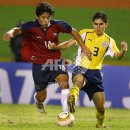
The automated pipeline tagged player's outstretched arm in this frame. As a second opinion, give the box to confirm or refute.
[114,41,128,60]
[48,39,76,50]
[3,27,21,41]
[57,39,76,49]
[71,28,92,60]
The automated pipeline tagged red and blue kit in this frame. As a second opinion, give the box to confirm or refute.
[21,19,72,64]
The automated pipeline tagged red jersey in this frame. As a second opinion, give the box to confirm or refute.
[21,20,72,64]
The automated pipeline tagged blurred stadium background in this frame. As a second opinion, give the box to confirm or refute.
[0,1,130,129]
[0,0,130,64]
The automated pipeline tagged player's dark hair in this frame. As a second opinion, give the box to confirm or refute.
[92,12,108,23]
[36,2,55,17]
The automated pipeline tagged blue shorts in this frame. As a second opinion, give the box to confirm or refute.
[72,66,104,101]
[32,60,68,92]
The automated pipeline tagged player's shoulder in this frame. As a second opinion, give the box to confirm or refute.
[104,33,110,38]
[104,33,115,42]
[79,29,94,35]
[51,19,67,25]
[21,21,36,30]
[50,20,72,32]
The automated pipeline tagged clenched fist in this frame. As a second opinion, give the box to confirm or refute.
[121,41,128,52]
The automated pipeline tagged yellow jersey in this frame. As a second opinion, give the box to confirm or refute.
[75,29,119,70]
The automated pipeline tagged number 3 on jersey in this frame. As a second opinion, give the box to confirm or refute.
[93,47,99,56]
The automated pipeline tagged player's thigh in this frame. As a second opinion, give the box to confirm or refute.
[32,64,51,91]
[93,92,105,111]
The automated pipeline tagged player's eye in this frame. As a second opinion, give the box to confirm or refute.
[47,16,51,20]
[94,23,104,26]
[99,23,104,25]
[94,23,98,25]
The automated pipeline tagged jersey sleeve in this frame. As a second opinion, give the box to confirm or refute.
[20,21,33,32]
[58,21,72,34]
[105,38,119,57]
[80,30,87,42]
[75,29,87,45]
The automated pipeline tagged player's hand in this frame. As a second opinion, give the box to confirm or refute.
[121,41,128,52]
[3,33,11,41]
[48,42,57,50]
[82,46,92,60]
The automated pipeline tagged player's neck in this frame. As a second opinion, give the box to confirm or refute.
[96,32,104,37]
[40,22,51,30]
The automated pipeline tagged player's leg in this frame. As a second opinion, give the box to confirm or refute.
[32,63,49,113]
[68,74,85,113]
[85,69,107,128]
[34,89,47,113]
[56,73,70,112]
[67,66,86,113]
[93,92,107,128]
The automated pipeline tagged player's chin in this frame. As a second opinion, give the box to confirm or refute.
[96,31,103,36]
[41,23,48,28]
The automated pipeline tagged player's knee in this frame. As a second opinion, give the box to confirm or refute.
[72,74,85,87]
[56,74,69,81]
[59,81,69,89]
[56,74,69,89]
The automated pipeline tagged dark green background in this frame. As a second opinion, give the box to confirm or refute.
[0,6,129,64]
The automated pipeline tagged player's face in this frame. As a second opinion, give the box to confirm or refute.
[37,12,51,28]
[92,18,108,36]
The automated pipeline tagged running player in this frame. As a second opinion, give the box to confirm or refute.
[7,2,92,113]
[49,12,128,128]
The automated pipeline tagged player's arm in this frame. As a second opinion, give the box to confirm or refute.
[114,41,128,60]
[3,27,21,41]
[71,28,92,60]
[49,39,76,50]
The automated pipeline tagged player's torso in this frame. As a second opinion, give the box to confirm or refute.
[22,20,60,50]
[29,25,59,46]
[76,29,110,69]
[21,20,68,63]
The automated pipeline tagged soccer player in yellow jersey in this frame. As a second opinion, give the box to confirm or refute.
[49,12,128,128]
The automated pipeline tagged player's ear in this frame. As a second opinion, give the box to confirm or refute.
[36,15,38,19]
[105,23,108,28]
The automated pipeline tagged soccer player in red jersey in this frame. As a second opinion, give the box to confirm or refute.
[6,2,92,113]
